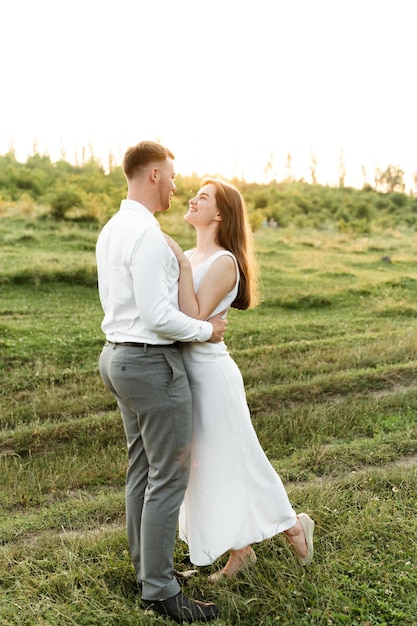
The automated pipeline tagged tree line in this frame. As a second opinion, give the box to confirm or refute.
[1,149,417,233]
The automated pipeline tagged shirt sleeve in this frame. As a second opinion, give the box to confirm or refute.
[130,225,212,342]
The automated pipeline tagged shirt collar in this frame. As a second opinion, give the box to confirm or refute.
[120,199,159,225]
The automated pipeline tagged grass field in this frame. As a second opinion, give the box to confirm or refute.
[1,215,417,625]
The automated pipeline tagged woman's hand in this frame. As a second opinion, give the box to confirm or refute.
[164,234,190,269]
[164,234,198,316]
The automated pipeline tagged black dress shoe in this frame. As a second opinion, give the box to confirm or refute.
[142,590,219,623]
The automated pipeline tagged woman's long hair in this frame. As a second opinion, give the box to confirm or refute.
[202,177,259,310]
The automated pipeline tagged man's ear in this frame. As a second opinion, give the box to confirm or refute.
[150,167,159,183]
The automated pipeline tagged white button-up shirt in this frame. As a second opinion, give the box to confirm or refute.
[96,199,212,344]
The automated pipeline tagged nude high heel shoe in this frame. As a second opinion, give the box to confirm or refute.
[296,513,315,566]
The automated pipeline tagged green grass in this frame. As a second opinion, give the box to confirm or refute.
[1,216,417,624]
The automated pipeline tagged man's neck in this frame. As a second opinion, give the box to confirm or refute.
[126,187,155,214]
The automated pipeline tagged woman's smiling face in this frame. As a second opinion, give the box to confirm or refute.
[185,184,221,226]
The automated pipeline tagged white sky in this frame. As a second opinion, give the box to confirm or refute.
[1,0,416,187]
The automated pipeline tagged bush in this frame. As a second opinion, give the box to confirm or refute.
[49,188,84,220]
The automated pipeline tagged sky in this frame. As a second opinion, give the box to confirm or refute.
[1,0,416,188]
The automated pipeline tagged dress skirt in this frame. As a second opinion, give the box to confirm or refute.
[178,341,297,566]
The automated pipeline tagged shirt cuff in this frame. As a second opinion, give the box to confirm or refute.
[197,320,213,342]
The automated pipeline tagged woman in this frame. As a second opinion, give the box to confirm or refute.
[166,178,314,580]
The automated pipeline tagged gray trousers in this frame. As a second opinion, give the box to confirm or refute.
[99,342,192,601]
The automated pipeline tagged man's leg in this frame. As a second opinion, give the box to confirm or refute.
[119,401,149,582]
[138,347,193,600]
[99,344,149,584]
[100,343,192,600]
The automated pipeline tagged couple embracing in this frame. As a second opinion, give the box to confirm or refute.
[96,141,314,623]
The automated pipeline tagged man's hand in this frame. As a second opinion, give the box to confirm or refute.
[207,312,227,343]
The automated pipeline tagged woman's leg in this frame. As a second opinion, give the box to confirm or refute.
[284,513,315,566]
[209,545,257,580]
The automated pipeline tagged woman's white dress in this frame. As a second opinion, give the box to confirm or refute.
[178,250,297,566]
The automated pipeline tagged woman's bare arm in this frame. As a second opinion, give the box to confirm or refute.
[165,235,236,320]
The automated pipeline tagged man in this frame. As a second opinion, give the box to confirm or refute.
[96,141,225,623]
